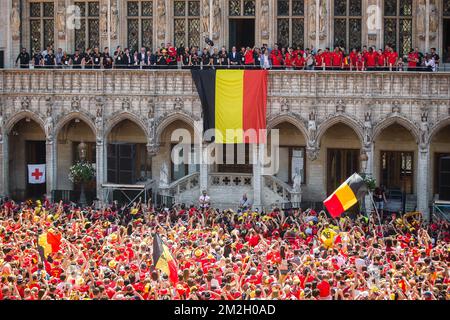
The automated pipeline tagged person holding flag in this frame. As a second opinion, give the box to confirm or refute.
[153,233,178,285]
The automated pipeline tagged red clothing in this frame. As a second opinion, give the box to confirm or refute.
[323,52,332,66]
[294,55,305,68]
[244,50,254,64]
[366,52,377,67]
[349,52,358,66]
[284,53,294,67]
[408,52,419,67]
[317,280,331,297]
[332,51,343,67]
[270,50,283,66]
[377,53,385,66]
[315,54,323,67]
[387,51,398,66]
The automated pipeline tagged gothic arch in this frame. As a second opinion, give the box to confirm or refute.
[54,112,97,138]
[155,112,202,145]
[104,111,149,139]
[428,116,450,144]
[5,111,45,134]
[266,114,308,141]
[372,115,420,143]
[316,115,364,146]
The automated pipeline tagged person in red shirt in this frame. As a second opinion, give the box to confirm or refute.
[317,274,332,300]
[376,49,386,69]
[407,49,419,70]
[270,45,283,68]
[315,49,324,69]
[284,48,294,69]
[386,46,398,69]
[293,53,305,70]
[332,47,343,69]
[349,48,358,70]
[323,48,332,68]
[365,47,377,70]
[244,47,255,67]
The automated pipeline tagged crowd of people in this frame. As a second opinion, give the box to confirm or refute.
[15,43,441,72]
[0,193,448,300]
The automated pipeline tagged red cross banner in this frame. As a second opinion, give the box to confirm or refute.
[28,164,46,184]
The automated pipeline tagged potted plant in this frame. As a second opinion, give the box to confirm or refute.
[68,142,96,206]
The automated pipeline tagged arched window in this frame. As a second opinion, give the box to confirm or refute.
[174,0,200,48]
[443,0,450,62]
[30,2,54,51]
[127,1,153,52]
[74,1,100,50]
[277,0,305,48]
[333,0,362,51]
[383,0,412,55]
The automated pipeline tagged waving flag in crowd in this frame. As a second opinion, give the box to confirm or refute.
[153,233,178,284]
[323,173,366,218]
[37,229,62,261]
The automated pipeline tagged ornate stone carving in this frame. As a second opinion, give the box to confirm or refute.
[95,101,104,144]
[21,97,30,110]
[363,112,372,148]
[417,0,426,40]
[212,0,221,40]
[44,101,54,142]
[111,1,119,40]
[71,97,80,111]
[147,143,160,157]
[308,1,316,40]
[419,111,429,151]
[99,4,108,36]
[202,0,210,35]
[429,0,438,40]
[122,98,131,111]
[147,98,155,119]
[11,0,20,41]
[307,110,317,148]
[318,0,327,40]
[174,97,184,111]
[0,106,4,143]
[306,147,319,161]
[280,98,289,112]
[260,0,269,40]
[56,2,66,39]
[336,100,345,113]
[392,101,400,114]
[157,0,166,40]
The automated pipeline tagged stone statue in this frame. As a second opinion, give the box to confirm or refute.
[157,0,166,40]
[99,4,108,35]
[363,112,372,148]
[159,161,169,188]
[202,0,210,35]
[308,1,316,40]
[307,111,317,148]
[318,0,327,40]
[429,0,438,40]
[419,112,429,150]
[44,114,54,141]
[416,0,426,40]
[11,0,20,41]
[0,109,4,143]
[292,168,302,192]
[56,2,66,39]
[212,0,221,40]
[111,2,119,40]
[260,0,269,40]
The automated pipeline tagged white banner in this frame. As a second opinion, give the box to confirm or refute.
[28,164,46,184]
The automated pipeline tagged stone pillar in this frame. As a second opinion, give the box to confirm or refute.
[198,141,208,192]
[363,144,375,214]
[46,140,56,202]
[417,145,430,222]
[252,144,263,210]
[0,133,9,196]
[96,139,105,203]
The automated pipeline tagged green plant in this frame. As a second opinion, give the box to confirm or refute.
[68,161,96,184]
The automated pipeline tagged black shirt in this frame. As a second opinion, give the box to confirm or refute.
[16,52,31,65]
[44,53,55,66]
[92,53,102,65]
[32,53,42,66]
[72,54,83,65]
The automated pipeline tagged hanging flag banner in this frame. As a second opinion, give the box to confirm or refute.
[28,164,46,184]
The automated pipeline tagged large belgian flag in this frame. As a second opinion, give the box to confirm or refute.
[153,233,178,284]
[191,69,268,144]
[323,173,367,218]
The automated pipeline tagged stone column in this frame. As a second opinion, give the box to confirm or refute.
[363,144,375,215]
[252,144,263,210]
[46,139,56,202]
[96,139,105,203]
[0,133,9,196]
[417,145,430,222]
[199,141,209,192]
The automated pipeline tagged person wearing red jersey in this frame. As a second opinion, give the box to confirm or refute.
[293,53,306,70]
[244,47,255,67]
[315,49,324,69]
[270,45,283,69]
[407,49,419,70]
[349,48,358,70]
[284,48,295,69]
[386,46,398,70]
[323,48,332,68]
[332,47,344,69]
[365,47,377,70]
[376,48,386,69]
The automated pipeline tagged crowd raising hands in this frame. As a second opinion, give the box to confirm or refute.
[0,196,448,300]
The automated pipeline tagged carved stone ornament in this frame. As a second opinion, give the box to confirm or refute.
[392,101,401,114]
[174,97,184,111]
[71,97,80,111]
[336,100,345,113]
[260,0,269,40]
[11,0,20,41]
[212,0,221,40]
[21,97,30,110]
[122,98,131,111]
[280,98,289,112]
[306,147,319,161]
[147,143,160,156]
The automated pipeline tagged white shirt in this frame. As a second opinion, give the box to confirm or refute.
[199,195,210,208]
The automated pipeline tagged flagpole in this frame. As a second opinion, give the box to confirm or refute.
[368,190,385,239]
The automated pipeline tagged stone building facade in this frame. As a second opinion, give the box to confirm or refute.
[1,69,450,221]
[1,0,450,67]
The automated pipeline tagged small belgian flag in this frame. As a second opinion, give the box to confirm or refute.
[153,233,178,284]
[323,173,367,218]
